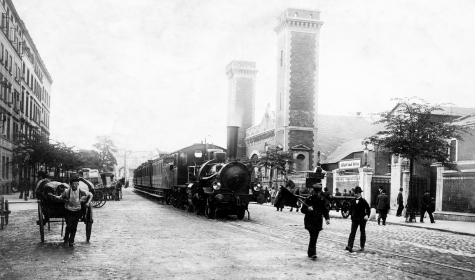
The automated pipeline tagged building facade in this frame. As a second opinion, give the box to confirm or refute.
[0,0,52,186]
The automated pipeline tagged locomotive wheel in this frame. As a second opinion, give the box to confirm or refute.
[38,202,45,243]
[237,208,246,220]
[186,204,193,212]
[85,203,93,242]
[204,205,215,219]
[165,193,171,205]
[341,201,351,218]
[193,204,200,215]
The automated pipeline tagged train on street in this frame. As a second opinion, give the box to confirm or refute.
[133,143,266,219]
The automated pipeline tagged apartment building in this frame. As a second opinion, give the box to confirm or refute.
[0,0,52,182]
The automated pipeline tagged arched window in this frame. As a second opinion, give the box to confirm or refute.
[296,154,306,171]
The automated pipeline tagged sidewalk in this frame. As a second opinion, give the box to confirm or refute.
[0,193,36,204]
[329,209,475,236]
[259,203,475,237]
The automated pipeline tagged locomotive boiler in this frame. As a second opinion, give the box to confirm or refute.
[191,160,255,219]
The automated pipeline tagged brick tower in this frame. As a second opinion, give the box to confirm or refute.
[226,61,258,159]
[274,8,323,170]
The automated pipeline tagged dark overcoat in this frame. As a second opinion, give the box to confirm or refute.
[301,192,330,231]
[349,197,371,222]
[376,194,390,210]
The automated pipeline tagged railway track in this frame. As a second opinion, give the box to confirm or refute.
[224,218,475,280]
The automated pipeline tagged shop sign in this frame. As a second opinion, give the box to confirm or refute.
[339,159,361,170]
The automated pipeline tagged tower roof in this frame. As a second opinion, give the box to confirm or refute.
[275,8,323,34]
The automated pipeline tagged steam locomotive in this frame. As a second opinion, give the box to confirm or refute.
[133,143,266,219]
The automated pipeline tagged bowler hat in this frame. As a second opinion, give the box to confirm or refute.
[354,186,363,193]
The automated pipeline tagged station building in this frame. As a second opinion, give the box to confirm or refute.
[227,8,475,221]
[0,0,52,187]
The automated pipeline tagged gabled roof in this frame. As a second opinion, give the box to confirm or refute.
[452,114,475,126]
[439,106,475,116]
[322,139,374,164]
[316,115,384,160]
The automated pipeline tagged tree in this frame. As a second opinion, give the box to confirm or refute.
[367,98,470,219]
[78,149,102,170]
[93,136,118,172]
[255,144,295,189]
[12,133,84,179]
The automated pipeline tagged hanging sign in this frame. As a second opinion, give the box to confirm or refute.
[339,159,361,170]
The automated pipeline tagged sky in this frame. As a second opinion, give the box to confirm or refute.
[12,0,475,154]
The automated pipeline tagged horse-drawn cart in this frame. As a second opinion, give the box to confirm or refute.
[36,181,93,243]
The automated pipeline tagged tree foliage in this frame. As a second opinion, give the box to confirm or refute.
[12,133,84,177]
[78,149,102,170]
[93,135,118,172]
[367,97,471,212]
[368,98,470,165]
[253,144,295,188]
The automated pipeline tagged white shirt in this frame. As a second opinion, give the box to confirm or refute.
[65,188,81,211]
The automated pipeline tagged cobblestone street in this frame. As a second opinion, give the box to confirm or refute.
[1,188,474,279]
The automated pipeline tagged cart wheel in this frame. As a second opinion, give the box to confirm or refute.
[92,190,104,208]
[341,201,351,218]
[85,203,93,242]
[38,202,45,243]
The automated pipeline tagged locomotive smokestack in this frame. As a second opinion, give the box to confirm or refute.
[227,126,239,160]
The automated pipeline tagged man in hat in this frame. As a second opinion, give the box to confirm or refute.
[345,186,370,253]
[376,189,390,225]
[300,183,330,260]
[49,177,92,247]
[420,190,435,223]
[396,188,404,217]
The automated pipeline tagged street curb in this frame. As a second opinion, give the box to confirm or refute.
[328,213,475,237]
[383,220,475,237]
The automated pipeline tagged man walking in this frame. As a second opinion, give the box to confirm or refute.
[376,189,390,225]
[301,183,330,260]
[420,190,435,223]
[345,186,370,253]
[396,188,404,217]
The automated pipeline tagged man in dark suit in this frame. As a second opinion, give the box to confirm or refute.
[345,186,370,253]
[420,190,435,223]
[396,188,404,217]
[376,189,390,225]
[301,183,330,260]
